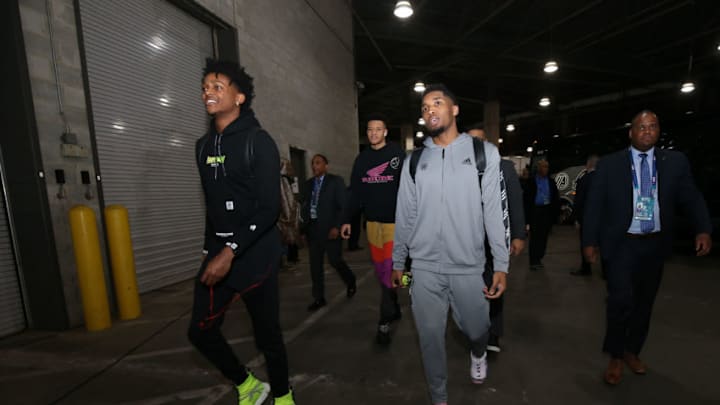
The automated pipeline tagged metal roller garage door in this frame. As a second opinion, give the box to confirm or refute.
[79,0,213,291]
[0,155,25,337]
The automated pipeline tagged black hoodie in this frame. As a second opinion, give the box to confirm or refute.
[195,109,281,292]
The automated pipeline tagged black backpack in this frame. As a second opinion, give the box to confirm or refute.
[409,136,486,185]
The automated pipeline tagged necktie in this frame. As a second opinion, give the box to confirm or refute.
[310,177,322,219]
[639,153,654,233]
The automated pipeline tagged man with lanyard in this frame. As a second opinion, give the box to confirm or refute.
[341,113,406,345]
[583,110,712,385]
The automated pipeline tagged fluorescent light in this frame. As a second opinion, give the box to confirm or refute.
[418,118,425,125]
[526,146,533,153]
[413,81,426,93]
[543,60,558,73]
[415,131,423,138]
[680,81,695,93]
[505,123,515,132]
[394,1,413,18]
[539,97,551,107]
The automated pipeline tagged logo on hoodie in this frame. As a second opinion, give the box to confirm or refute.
[362,161,395,183]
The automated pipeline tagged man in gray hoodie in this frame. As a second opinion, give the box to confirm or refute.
[391,84,510,405]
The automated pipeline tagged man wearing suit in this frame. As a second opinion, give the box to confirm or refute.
[302,154,357,311]
[524,159,560,270]
[583,110,712,386]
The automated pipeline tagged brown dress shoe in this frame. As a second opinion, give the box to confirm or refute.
[604,358,623,385]
[623,353,647,374]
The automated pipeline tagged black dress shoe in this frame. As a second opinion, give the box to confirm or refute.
[346,284,357,298]
[307,299,327,311]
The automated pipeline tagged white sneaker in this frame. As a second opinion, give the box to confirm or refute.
[470,351,487,384]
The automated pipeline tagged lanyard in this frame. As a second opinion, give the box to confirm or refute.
[628,149,656,194]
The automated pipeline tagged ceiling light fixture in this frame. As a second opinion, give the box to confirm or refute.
[413,81,426,93]
[717,43,720,51]
[526,146,533,153]
[543,60,558,73]
[418,117,425,125]
[680,81,695,93]
[553,134,560,138]
[539,97,551,107]
[498,138,504,144]
[415,131,423,138]
[393,1,413,19]
[681,54,696,94]
[505,123,515,132]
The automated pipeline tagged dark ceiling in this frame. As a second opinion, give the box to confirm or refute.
[352,0,720,153]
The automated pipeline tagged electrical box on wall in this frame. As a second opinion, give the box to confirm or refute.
[60,143,89,158]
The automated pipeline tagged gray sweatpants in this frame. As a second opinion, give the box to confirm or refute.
[411,269,491,404]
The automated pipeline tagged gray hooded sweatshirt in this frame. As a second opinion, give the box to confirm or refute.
[392,133,510,274]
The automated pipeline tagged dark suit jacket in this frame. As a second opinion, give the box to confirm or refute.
[574,170,595,225]
[301,173,347,239]
[582,148,711,260]
[523,174,560,225]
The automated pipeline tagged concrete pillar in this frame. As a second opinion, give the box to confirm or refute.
[484,100,500,146]
[401,124,414,151]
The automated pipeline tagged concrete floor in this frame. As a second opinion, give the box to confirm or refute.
[1,226,719,405]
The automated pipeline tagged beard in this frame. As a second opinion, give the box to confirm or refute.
[427,125,447,138]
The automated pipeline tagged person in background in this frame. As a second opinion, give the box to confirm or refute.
[467,124,526,353]
[571,154,598,276]
[301,154,357,312]
[523,159,559,270]
[278,158,301,270]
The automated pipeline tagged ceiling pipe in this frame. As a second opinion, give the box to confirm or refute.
[505,82,676,121]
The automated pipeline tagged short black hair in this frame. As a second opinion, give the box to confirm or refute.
[366,112,389,128]
[631,109,659,126]
[203,59,255,109]
[465,122,484,132]
[422,83,458,105]
[312,154,328,164]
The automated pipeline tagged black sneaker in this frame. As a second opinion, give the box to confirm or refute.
[487,334,501,353]
[375,323,391,345]
[307,299,327,312]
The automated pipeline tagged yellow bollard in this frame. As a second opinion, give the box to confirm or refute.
[68,205,112,331]
[104,205,141,320]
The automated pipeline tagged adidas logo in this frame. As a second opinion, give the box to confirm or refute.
[462,158,472,165]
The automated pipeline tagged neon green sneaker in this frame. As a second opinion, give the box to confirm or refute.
[236,372,270,405]
[273,389,295,405]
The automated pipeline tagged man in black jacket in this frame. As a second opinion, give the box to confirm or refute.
[524,159,560,270]
[467,125,526,353]
[302,154,357,311]
[583,110,712,386]
[341,113,405,345]
[189,59,294,405]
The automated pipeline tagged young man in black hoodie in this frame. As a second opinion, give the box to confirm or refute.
[189,59,294,405]
[341,113,405,344]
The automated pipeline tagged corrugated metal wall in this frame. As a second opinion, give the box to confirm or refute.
[79,0,213,291]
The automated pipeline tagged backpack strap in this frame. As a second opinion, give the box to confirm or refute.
[409,147,424,183]
[472,137,486,185]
